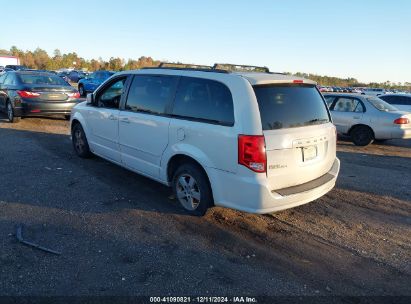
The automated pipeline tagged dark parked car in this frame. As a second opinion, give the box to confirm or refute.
[5,65,28,71]
[0,71,80,122]
[68,70,86,83]
[77,70,115,96]
[57,71,70,83]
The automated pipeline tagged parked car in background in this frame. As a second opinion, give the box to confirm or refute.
[0,67,13,75]
[57,71,70,83]
[362,88,386,96]
[71,63,340,216]
[77,70,115,96]
[5,64,27,71]
[324,93,411,146]
[0,71,80,122]
[379,94,411,112]
[68,70,86,83]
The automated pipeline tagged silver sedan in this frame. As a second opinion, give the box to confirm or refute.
[323,93,411,146]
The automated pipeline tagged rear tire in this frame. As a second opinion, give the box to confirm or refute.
[7,101,20,123]
[72,123,92,158]
[172,163,212,216]
[351,125,374,146]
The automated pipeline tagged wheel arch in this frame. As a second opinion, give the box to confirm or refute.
[166,153,214,206]
[70,111,91,139]
[348,124,375,138]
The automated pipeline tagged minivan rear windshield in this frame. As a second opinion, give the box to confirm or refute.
[253,84,330,130]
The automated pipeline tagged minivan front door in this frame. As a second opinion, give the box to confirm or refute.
[118,75,179,178]
[86,76,129,163]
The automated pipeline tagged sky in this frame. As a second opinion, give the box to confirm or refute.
[1,0,410,83]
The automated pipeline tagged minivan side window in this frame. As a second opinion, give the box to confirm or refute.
[172,77,234,126]
[95,77,127,109]
[125,75,178,115]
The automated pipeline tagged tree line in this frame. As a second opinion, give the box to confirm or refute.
[1,46,410,91]
[1,46,160,72]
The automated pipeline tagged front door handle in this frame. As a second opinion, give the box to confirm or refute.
[120,117,130,123]
[353,116,361,119]
[108,114,117,120]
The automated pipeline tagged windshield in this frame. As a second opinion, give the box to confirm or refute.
[19,74,70,86]
[367,97,398,112]
[253,84,330,130]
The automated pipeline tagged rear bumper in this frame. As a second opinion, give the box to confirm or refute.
[392,128,411,139]
[209,158,340,214]
[14,100,78,117]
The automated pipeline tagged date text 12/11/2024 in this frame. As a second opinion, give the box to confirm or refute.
[149,296,257,303]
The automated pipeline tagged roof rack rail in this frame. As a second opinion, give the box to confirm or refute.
[142,62,230,73]
[213,63,270,73]
[159,62,213,69]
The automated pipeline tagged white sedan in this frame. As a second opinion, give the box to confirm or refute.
[324,93,411,146]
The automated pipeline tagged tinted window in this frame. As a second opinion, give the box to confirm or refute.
[19,74,69,86]
[125,75,178,115]
[367,97,398,112]
[95,77,126,109]
[378,95,393,104]
[0,73,6,84]
[333,97,364,112]
[253,84,330,130]
[172,77,234,126]
[380,95,411,106]
[401,96,411,105]
[3,73,17,85]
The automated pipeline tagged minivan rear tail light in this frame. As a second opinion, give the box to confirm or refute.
[293,80,304,83]
[17,90,40,98]
[238,135,266,173]
[68,92,80,99]
[394,117,409,125]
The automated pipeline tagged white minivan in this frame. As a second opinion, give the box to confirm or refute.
[71,64,340,215]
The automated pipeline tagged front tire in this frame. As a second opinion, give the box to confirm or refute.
[7,101,20,123]
[72,123,92,158]
[351,125,374,146]
[172,163,213,216]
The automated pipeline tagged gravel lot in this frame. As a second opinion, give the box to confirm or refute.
[0,115,410,297]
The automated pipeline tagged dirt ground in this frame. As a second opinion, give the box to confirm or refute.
[0,116,410,298]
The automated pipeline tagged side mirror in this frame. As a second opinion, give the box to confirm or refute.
[86,93,94,105]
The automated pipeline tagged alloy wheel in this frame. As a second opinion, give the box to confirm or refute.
[176,174,201,211]
[74,128,85,154]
